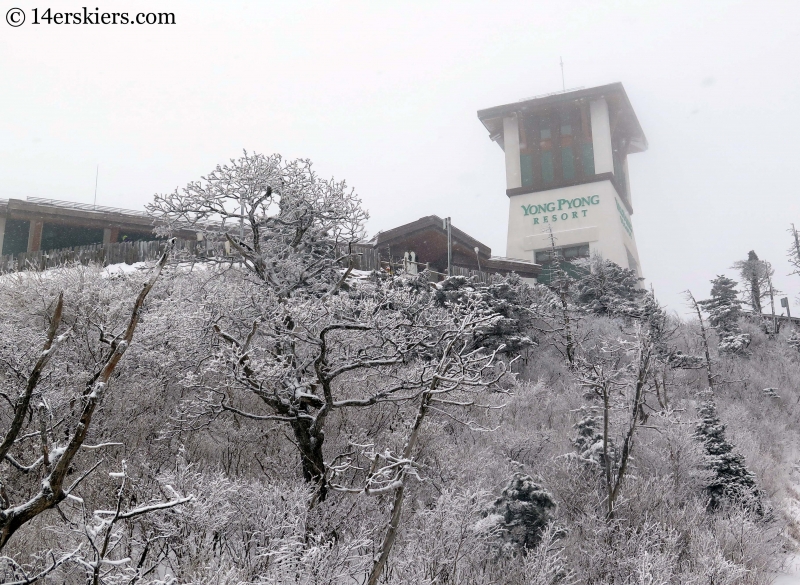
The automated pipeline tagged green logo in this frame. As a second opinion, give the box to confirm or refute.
[521,195,599,225]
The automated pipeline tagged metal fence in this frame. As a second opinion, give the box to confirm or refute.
[24,196,150,217]
[0,239,198,273]
[1,238,490,284]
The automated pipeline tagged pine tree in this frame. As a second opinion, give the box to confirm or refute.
[694,391,763,515]
[788,224,800,278]
[698,275,750,354]
[573,408,614,467]
[487,473,557,550]
[575,256,645,316]
[732,251,767,315]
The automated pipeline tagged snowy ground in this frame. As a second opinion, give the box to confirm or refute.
[773,555,800,584]
[776,464,800,585]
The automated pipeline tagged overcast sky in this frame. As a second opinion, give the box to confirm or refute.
[2,0,799,316]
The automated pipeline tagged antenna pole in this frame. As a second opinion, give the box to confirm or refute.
[444,217,452,277]
[560,57,565,92]
[93,165,99,208]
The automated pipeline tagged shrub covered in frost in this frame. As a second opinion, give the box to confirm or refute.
[483,473,557,550]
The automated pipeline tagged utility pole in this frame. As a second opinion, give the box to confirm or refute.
[93,165,99,209]
[443,217,452,277]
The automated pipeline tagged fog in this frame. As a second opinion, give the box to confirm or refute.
[2,0,799,314]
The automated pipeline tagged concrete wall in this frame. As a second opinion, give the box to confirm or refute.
[589,98,614,174]
[503,116,521,189]
[505,179,643,276]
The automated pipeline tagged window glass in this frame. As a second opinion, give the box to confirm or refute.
[520,105,592,189]
[41,223,104,251]
[535,243,591,285]
[1,219,30,256]
[582,143,595,175]
[541,151,554,184]
[118,230,157,242]
[520,153,534,187]
[561,148,575,180]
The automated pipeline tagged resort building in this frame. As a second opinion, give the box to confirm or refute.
[0,198,539,281]
[0,197,172,256]
[477,82,647,280]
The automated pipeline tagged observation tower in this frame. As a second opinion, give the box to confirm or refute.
[477,82,647,280]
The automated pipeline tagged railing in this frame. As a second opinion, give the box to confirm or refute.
[517,86,585,102]
[23,196,150,217]
[372,256,489,283]
[0,239,198,273]
[1,238,491,284]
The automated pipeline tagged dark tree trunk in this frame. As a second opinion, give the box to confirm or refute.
[290,418,327,499]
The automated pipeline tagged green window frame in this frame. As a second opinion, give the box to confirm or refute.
[582,143,595,175]
[541,151,554,184]
[520,153,534,187]
[561,148,575,180]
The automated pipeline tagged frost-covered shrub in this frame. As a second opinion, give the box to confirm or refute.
[482,473,557,550]
[668,350,706,369]
[571,407,613,467]
[762,387,780,398]
[718,333,752,354]
[787,330,800,352]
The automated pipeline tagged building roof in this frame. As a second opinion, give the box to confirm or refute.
[368,215,540,278]
[0,197,195,238]
[370,214,491,259]
[477,82,648,155]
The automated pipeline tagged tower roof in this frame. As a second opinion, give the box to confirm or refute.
[477,82,647,155]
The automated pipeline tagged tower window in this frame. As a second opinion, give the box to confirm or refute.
[518,103,595,191]
[541,151,554,184]
[535,243,591,284]
[521,153,534,187]
[535,243,590,265]
[562,148,575,180]
[582,143,595,175]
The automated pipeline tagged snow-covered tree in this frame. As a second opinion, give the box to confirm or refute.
[0,244,177,551]
[483,473,556,551]
[693,391,764,515]
[732,251,769,315]
[574,256,644,317]
[147,151,368,298]
[788,224,800,279]
[698,275,750,354]
[572,407,614,467]
[788,330,800,352]
[573,325,655,519]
